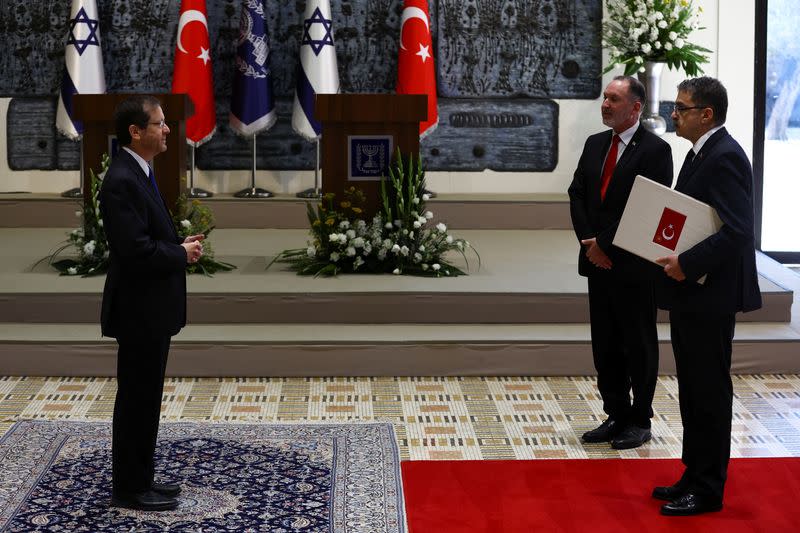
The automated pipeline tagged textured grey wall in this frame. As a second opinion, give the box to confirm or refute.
[2,0,601,172]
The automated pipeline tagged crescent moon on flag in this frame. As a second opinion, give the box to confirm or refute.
[399,7,429,51]
[177,10,209,54]
[662,225,675,241]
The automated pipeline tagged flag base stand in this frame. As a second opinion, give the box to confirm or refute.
[234,187,273,199]
[295,188,322,199]
[61,187,82,199]
[187,187,213,198]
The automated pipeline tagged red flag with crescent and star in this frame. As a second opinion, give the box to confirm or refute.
[396,0,438,138]
[652,207,687,251]
[171,0,216,146]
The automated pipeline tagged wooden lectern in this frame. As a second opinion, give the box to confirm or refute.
[72,94,191,210]
[315,94,427,215]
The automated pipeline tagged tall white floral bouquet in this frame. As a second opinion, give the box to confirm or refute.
[270,152,478,277]
[602,0,711,76]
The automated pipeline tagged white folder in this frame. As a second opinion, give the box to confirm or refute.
[613,175,722,281]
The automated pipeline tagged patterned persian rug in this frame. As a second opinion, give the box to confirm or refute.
[0,420,405,532]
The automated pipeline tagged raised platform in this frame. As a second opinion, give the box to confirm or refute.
[1,226,798,377]
[0,193,573,230]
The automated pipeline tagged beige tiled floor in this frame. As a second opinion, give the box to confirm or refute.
[2,375,799,461]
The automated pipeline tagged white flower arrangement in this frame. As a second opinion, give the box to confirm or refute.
[603,0,711,76]
[270,152,479,277]
[38,153,234,277]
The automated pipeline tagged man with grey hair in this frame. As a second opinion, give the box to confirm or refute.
[569,75,673,450]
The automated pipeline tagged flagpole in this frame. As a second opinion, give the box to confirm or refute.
[234,134,273,198]
[61,139,83,198]
[187,145,212,198]
[295,138,322,198]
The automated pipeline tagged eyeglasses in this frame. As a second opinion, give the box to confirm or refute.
[672,104,707,114]
[147,119,167,128]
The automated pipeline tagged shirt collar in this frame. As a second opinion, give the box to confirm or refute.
[692,125,724,155]
[615,121,640,148]
[122,146,152,179]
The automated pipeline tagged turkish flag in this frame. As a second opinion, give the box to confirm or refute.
[652,207,687,251]
[396,0,438,138]
[171,0,216,146]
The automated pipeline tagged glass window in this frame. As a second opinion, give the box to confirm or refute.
[763,0,800,254]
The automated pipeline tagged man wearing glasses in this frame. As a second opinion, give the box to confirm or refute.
[100,95,205,511]
[654,77,761,516]
[569,76,673,451]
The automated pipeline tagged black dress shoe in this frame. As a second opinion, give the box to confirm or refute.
[581,418,624,443]
[661,492,722,516]
[152,482,182,497]
[611,425,652,449]
[111,490,179,511]
[652,483,686,501]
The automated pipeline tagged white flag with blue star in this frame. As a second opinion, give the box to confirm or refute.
[56,0,106,140]
[230,0,277,137]
[291,0,340,141]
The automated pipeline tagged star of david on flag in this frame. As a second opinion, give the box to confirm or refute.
[56,0,106,140]
[396,0,438,138]
[172,0,217,147]
[229,0,277,137]
[292,0,340,141]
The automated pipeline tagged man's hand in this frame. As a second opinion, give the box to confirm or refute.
[655,254,686,281]
[182,234,204,264]
[581,238,612,269]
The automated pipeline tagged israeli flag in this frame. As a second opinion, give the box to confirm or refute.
[291,0,340,141]
[229,0,277,137]
[56,0,106,140]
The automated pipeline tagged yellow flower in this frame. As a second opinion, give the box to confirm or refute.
[352,207,362,214]
[340,201,351,209]
[312,220,321,227]
[325,218,335,226]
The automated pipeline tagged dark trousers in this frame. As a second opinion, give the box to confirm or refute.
[588,276,659,428]
[670,310,735,502]
[112,335,171,494]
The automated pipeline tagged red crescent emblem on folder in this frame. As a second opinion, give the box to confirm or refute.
[653,207,687,251]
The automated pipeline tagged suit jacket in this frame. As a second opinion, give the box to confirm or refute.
[568,125,673,281]
[99,149,187,339]
[658,128,762,314]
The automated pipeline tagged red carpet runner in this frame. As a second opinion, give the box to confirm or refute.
[402,458,800,532]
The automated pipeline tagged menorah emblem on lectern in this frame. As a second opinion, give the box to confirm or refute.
[360,144,380,168]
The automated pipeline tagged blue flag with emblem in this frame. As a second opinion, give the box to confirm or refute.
[229,0,277,137]
[291,0,340,141]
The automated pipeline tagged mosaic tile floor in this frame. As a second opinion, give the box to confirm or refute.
[1,375,799,461]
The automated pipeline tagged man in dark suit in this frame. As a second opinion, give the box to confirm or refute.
[654,77,761,516]
[100,95,204,511]
[569,76,673,450]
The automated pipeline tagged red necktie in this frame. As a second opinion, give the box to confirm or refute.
[599,134,621,200]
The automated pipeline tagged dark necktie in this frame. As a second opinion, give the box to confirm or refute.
[599,134,621,200]
[147,166,160,195]
[676,149,695,188]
